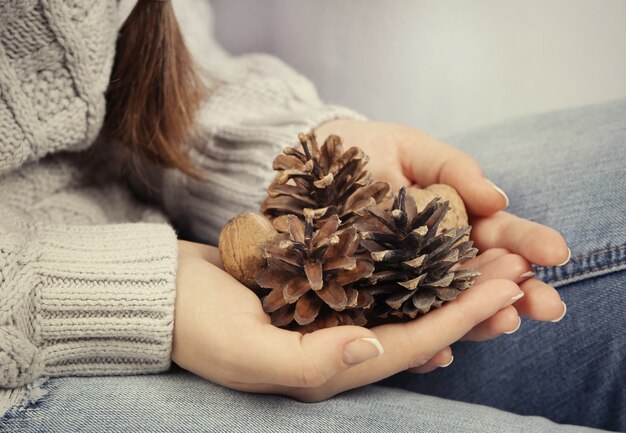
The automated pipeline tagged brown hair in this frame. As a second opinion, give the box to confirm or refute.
[105,0,206,177]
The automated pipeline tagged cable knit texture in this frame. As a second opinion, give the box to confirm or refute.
[1,0,361,415]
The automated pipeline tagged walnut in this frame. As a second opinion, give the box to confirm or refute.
[406,184,469,234]
[218,212,277,290]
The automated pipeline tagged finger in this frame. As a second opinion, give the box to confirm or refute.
[250,279,522,401]
[229,346,452,397]
[399,132,508,216]
[394,279,521,361]
[515,278,566,322]
[453,248,510,272]
[379,171,411,192]
[462,305,521,341]
[311,279,522,395]
[407,346,453,373]
[470,252,533,286]
[470,211,570,266]
[236,324,384,388]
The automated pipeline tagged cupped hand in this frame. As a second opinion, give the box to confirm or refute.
[172,240,527,402]
[315,119,569,332]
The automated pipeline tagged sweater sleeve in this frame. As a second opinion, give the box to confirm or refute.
[129,0,366,245]
[0,159,178,390]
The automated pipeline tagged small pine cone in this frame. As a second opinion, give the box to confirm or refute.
[261,132,390,228]
[255,210,375,332]
[357,187,480,322]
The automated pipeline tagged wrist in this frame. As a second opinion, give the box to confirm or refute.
[314,118,362,143]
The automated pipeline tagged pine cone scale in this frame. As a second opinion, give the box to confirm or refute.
[317,280,348,311]
[304,261,323,291]
[311,215,341,245]
[283,276,312,303]
[413,291,436,313]
[435,287,461,301]
[272,153,304,170]
[334,261,375,286]
[271,305,295,326]
[397,274,426,289]
[323,256,357,271]
[386,289,416,309]
[287,216,306,243]
[294,294,322,325]
[424,272,455,288]
[263,288,289,313]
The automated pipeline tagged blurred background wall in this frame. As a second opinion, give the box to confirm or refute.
[211,0,626,136]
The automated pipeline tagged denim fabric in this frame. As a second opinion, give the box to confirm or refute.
[0,366,605,433]
[1,100,623,433]
[382,99,626,432]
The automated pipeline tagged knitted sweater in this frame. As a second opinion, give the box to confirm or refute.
[0,0,360,412]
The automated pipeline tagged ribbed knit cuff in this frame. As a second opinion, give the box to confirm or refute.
[297,104,367,135]
[31,223,178,378]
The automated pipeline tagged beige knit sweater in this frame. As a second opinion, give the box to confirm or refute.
[0,0,360,413]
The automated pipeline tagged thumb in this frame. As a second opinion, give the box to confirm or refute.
[266,325,384,388]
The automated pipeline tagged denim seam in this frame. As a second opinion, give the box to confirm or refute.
[536,244,626,288]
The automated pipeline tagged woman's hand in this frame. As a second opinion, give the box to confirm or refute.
[173,241,531,402]
[315,119,569,333]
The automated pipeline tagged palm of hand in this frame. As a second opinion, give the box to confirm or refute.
[173,120,568,402]
[315,119,568,328]
[173,241,531,402]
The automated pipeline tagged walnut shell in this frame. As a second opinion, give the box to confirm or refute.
[407,184,469,233]
[219,212,277,289]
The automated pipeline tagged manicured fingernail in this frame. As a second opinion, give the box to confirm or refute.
[504,316,522,334]
[343,337,384,365]
[509,291,525,304]
[439,355,454,368]
[551,301,567,322]
[486,179,509,208]
[516,271,535,283]
[557,248,571,267]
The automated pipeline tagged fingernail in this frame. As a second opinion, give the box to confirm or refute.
[439,355,454,368]
[516,271,535,283]
[556,248,571,267]
[509,291,525,304]
[343,337,384,365]
[486,179,509,208]
[504,316,522,334]
[551,301,567,322]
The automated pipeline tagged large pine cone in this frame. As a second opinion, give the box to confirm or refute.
[357,187,480,322]
[255,210,375,332]
[261,132,390,227]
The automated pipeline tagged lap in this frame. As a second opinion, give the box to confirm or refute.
[382,99,626,431]
[3,102,621,433]
[444,98,626,287]
[0,366,602,433]
[381,270,625,432]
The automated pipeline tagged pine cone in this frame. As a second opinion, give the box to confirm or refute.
[357,187,480,322]
[261,132,390,228]
[255,210,375,332]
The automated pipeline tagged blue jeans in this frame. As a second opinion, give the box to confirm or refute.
[382,98,626,432]
[1,100,623,432]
